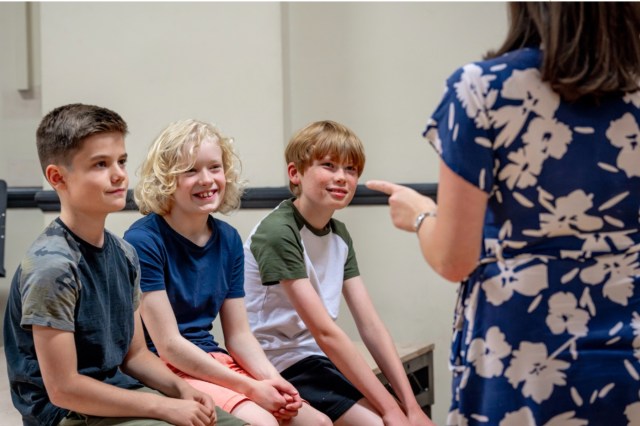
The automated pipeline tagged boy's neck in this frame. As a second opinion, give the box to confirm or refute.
[59,208,107,247]
[293,198,335,230]
[163,210,211,247]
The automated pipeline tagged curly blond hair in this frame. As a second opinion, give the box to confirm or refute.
[135,119,246,216]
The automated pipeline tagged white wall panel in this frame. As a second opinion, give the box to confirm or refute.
[40,2,286,188]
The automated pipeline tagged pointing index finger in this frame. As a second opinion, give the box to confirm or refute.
[365,180,400,195]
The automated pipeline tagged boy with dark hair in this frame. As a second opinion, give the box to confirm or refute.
[3,103,244,426]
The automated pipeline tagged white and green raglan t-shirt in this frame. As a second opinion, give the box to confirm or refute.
[243,198,360,372]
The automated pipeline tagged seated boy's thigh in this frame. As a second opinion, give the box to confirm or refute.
[170,353,252,413]
[280,355,363,422]
[58,387,170,426]
[58,387,246,426]
[59,416,171,426]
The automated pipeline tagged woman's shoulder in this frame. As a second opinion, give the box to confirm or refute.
[477,48,541,72]
[447,48,542,83]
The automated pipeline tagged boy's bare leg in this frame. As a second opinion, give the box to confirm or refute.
[231,399,279,426]
[333,398,384,426]
[287,403,332,426]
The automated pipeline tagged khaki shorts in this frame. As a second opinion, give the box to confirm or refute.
[58,386,247,426]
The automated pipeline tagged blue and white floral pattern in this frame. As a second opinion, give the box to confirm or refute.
[425,48,640,425]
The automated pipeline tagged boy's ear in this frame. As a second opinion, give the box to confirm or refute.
[45,164,66,189]
[287,162,301,185]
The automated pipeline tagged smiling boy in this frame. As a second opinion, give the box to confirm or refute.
[243,120,435,426]
[3,104,241,426]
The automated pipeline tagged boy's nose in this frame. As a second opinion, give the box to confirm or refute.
[112,165,127,182]
[198,169,214,184]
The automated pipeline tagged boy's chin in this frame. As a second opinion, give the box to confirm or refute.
[106,200,128,213]
[195,200,221,213]
[332,196,354,208]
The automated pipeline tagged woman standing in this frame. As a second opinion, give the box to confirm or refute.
[368,3,640,425]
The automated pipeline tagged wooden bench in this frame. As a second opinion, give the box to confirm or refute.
[354,341,435,416]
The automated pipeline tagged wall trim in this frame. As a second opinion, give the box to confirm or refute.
[7,184,437,212]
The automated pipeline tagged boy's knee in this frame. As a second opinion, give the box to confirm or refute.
[314,412,332,426]
[294,408,332,426]
[250,417,279,426]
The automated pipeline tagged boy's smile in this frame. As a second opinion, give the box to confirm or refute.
[171,138,226,218]
[326,185,349,200]
[291,155,358,227]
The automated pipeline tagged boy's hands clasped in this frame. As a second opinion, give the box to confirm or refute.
[265,377,303,420]
[158,397,216,426]
[246,377,302,421]
[163,385,217,426]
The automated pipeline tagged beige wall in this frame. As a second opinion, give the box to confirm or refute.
[1,3,508,423]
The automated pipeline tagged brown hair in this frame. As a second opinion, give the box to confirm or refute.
[486,2,640,102]
[285,120,365,196]
[36,103,128,174]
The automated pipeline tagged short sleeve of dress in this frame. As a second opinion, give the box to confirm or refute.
[423,63,497,193]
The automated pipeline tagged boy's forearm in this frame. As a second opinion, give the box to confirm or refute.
[316,326,404,417]
[360,330,422,411]
[154,335,263,395]
[47,372,169,419]
[225,330,280,380]
[121,347,190,398]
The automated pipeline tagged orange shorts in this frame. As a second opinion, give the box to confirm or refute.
[167,352,251,413]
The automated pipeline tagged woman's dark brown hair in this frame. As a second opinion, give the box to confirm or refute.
[486,2,640,102]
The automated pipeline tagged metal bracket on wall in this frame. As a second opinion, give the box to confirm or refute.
[17,2,36,99]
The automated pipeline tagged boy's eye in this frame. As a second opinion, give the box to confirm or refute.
[118,159,127,167]
[96,161,107,168]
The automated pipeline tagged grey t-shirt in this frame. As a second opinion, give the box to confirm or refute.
[3,218,142,426]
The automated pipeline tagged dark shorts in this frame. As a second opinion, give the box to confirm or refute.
[280,355,363,422]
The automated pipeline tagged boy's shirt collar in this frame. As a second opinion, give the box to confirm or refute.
[288,198,332,236]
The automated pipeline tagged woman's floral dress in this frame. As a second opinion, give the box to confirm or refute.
[424,48,640,426]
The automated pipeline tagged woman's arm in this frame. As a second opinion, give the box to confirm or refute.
[342,277,435,426]
[367,160,488,282]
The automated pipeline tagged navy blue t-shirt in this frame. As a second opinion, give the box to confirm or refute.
[124,213,245,353]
